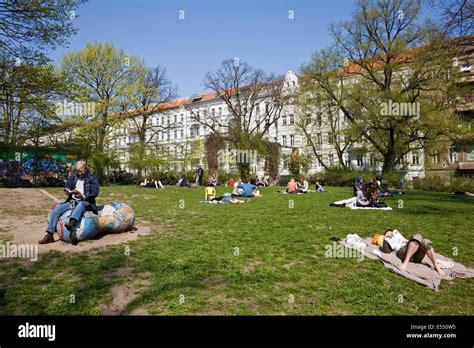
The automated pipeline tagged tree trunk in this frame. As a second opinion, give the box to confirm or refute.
[382,128,396,174]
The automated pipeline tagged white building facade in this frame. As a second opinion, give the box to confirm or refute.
[111,70,425,179]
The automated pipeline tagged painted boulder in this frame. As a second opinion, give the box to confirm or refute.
[48,202,135,243]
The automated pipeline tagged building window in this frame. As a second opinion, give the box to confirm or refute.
[265,102,270,113]
[466,145,474,162]
[449,146,458,162]
[211,108,216,117]
[328,132,335,144]
[218,107,222,116]
[316,133,322,147]
[174,115,177,123]
[412,152,420,165]
[174,130,178,139]
[191,125,199,137]
[180,129,184,138]
[290,134,295,146]
[282,135,287,146]
[181,114,184,123]
[370,154,376,166]
[282,115,287,126]
[255,104,260,114]
[432,153,440,164]
[316,112,322,127]
[289,114,294,125]
[357,156,363,166]
[328,153,334,165]
[167,131,170,141]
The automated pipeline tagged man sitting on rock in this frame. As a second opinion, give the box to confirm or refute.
[39,161,100,245]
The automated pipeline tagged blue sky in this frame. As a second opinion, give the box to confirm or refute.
[49,0,438,97]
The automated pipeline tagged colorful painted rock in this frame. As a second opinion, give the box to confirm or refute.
[97,202,135,234]
[48,202,135,243]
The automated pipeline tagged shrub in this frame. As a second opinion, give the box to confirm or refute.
[217,171,240,185]
[412,175,474,192]
[108,169,139,186]
[36,177,65,187]
[309,167,404,187]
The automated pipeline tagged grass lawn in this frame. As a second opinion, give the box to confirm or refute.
[0,185,473,315]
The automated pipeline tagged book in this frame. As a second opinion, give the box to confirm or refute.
[386,230,406,251]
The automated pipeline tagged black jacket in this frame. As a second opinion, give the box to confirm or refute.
[65,171,100,213]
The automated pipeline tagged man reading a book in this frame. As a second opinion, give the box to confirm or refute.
[39,161,100,245]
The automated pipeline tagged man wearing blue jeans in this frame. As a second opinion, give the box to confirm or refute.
[39,161,100,245]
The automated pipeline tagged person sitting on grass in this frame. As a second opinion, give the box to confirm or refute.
[39,161,99,245]
[176,174,188,187]
[374,229,445,275]
[257,175,265,187]
[315,181,325,192]
[287,177,298,194]
[208,192,250,204]
[355,185,371,207]
[232,179,243,196]
[209,175,218,186]
[297,177,309,193]
[353,176,363,196]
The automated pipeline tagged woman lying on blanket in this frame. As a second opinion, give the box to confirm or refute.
[208,192,249,204]
[373,229,445,275]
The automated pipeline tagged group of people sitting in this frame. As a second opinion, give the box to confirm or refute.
[354,176,388,208]
[285,177,325,194]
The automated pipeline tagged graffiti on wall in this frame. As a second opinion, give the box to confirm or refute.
[0,148,77,182]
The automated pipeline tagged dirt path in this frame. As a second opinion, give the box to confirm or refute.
[0,188,152,256]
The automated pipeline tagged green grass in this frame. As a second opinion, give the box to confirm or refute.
[0,186,473,315]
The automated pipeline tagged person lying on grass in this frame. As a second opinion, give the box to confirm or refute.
[373,229,445,275]
[208,192,250,204]
[141,178,164,188]
[39,160,99,245]
[237,180,259,197]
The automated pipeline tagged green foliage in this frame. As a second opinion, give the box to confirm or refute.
[0,0,86,63]
[108,169,138,186]
[413,175,474,193]
[311,167,404,187]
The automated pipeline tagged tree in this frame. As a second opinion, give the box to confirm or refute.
[61,41,140,182]
[192,58,291,179]
[428,0,474,37]
[0,58,64,146]
[301,0,464,174]
[120,65,178,179]
[0,0,86,64]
